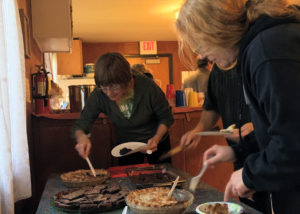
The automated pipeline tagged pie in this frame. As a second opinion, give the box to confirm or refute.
[60,169,109,187]
[198,203,229,214]
[126,187,181,208]
[53,182,129,211]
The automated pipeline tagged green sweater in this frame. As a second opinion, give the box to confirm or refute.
[72,75,174,143]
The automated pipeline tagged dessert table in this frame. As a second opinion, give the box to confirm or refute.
[36,172,262,214]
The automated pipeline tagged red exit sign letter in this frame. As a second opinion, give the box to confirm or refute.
[139,41,157,55]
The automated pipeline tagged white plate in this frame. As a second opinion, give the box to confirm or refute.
[196,201,244,214]
[196,131,233,136]
[111,142,147,157]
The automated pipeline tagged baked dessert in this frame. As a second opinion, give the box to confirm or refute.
[198,203,229,214]
[126,187,180,207]
[61,169,109,187]
[126,187,194,214]
[130,173,176,185]
[53,182,129,212]
[119,147,132,155]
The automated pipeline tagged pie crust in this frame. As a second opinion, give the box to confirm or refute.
[126,187,180,208]
[61,169,109,187]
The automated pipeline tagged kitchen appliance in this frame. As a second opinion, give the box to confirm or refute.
[69,85,95,112]
[31,65,50,114]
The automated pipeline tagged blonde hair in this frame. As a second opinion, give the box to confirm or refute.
[176,0,300,66]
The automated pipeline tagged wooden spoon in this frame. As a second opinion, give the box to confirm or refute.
[167,176,180,200]
[85,157,96,177]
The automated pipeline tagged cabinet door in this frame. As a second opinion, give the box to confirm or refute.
[169,113,186,171]
[31,0,72,52]
[57,39,83,75]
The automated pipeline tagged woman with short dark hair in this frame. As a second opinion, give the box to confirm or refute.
[73,52,173,165]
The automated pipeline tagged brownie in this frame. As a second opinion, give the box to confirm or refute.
[62,189,85,200]
[53,180,125,212]
[119,147,132,155]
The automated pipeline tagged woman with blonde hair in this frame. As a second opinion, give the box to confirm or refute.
[176,0,300,213]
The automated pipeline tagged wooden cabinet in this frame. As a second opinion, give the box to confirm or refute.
[57,39,83,75]
[170,108,233,192]
[31,0,72,52]
[30,113,117,210]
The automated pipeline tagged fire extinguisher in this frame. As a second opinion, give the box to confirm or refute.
[31,65,49,97]
[31,65,50,114]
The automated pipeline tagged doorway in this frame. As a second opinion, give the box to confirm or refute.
[125,54,173,94]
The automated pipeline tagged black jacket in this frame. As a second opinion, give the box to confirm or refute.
[203,65,259,170]
[238,13,300,192]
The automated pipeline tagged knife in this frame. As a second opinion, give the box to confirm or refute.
[159,145,183,161]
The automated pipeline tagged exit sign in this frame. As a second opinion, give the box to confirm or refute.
[139,41,157,55]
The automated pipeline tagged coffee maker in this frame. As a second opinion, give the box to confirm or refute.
[31,65,50,114]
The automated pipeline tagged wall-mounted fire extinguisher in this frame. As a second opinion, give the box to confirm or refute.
[31,65,50,114]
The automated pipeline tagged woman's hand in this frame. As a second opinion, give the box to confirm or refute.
[203,145,236,167]
[226,122,254,142]
[75,132,92,159]
[180,129,202,151]
[145,135,160,152]
[224,168,255,201]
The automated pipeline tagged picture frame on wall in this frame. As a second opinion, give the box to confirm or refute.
[19,9,31,59]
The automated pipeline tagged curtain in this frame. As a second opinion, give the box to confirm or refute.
[0,0,32,213]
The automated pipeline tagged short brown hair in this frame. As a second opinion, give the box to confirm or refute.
[94,52,132,87]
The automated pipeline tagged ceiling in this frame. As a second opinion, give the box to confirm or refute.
[72,0,183,43]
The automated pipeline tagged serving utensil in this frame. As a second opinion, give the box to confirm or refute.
[159,145,183,161]
[121,206,128,214]
[189,162,208,192]
[85,157,96,177]
[196,124,236,136]
[167,176,180,200]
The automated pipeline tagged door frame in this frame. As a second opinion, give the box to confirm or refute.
[124,54,173,84]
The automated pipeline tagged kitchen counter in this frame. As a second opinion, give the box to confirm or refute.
[32,107,203,119]
[36,172,261,214]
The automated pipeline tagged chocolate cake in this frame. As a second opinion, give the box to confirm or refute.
[130,173,177,185]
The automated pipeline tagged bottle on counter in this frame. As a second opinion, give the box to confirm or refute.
[166,84,175,107]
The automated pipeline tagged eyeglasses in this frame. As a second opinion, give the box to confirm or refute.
[99,84,121,93]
